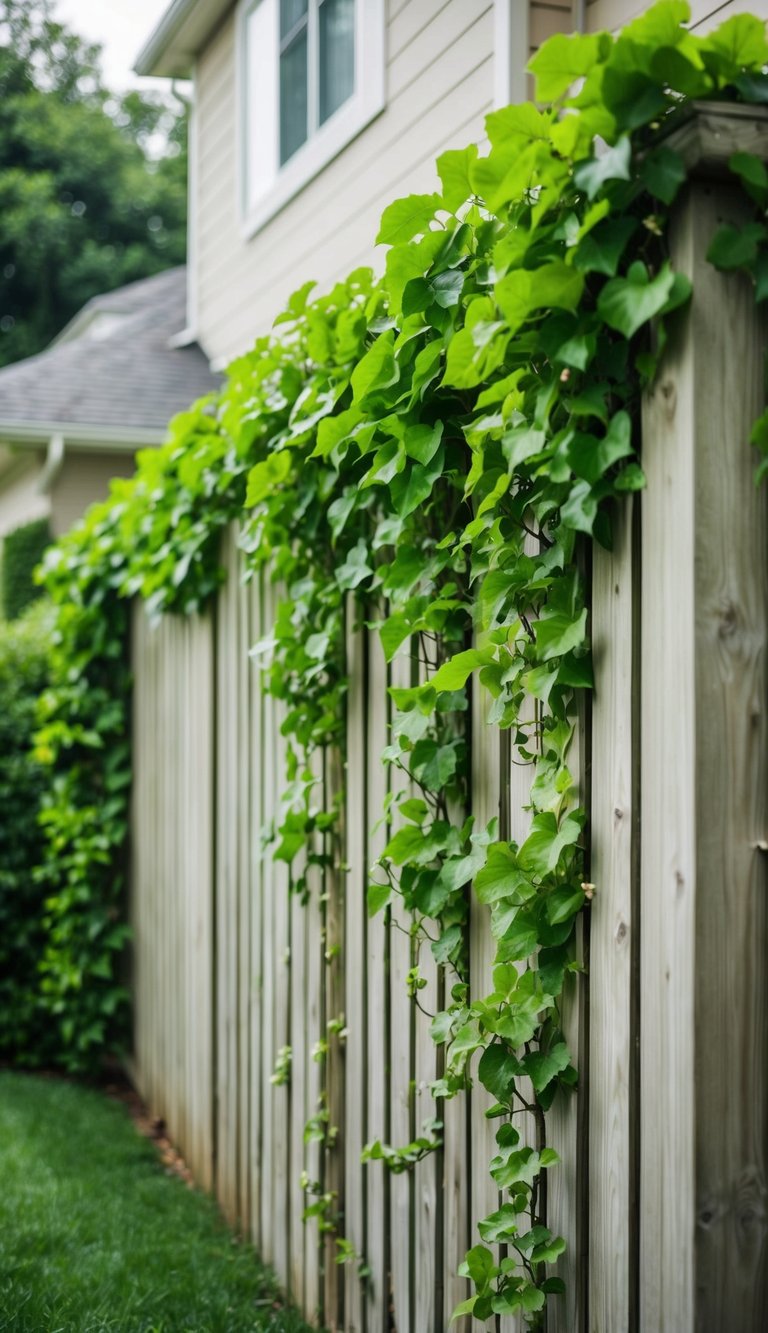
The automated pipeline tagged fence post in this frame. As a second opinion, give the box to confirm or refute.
[640,104,768,1332]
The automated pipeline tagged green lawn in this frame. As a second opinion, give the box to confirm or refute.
[0,1072,311,1332]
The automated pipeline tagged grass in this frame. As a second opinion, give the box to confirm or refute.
[0,1072,312,1332]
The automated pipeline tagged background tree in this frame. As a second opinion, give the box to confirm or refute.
[0,0,187,367]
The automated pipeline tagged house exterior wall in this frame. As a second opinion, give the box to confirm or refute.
[49,451,136,539]
[0,457,48,539]
[191,0,768,366]
[194,0,500,364]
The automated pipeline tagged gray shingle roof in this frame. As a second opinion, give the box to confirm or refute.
[0,267,221,440]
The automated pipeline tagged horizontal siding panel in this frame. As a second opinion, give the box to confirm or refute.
[388,0,492,99]
[389,0,412,22]
[195,10,235,107]
[197,118,236,177]
[587,0,768,29]
[387,0,453,60]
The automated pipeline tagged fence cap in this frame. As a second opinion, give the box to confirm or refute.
[658,100,768,176]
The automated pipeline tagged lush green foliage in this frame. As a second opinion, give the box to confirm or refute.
[1,515,50,619]
[0,601,51,1061]
[34,1,768,1321]
[0,1072,310,1331]
[0,0,186,365]
[34,522,132,1072]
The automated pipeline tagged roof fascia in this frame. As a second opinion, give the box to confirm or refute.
[134,0,231,78]
[0,421,166,451]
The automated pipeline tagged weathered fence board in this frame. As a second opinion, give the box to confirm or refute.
[588,501,636,1333]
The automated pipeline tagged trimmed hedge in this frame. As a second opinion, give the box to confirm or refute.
[1,517,51,621]
[0,601,53,1062]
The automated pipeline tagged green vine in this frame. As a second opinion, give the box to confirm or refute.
[34,0,768,1317]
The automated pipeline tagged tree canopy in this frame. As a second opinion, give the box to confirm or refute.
[0,0,187,367]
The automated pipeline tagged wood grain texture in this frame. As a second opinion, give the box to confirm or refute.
[365,629,389,1333]
[249,575,264,1250]
[324,740,346,1330]
[641,118,768,1328]
[686,178,768,1330]
[469,674,502,1332]
[388,646,415,1333]
[588,503,636,1333]
[344,611,367,1332]
[272,643,292,1290]
[640,199,698,1333]
[237,568,252,1232]
[548,690,588,1333]
[259,576,277,1265]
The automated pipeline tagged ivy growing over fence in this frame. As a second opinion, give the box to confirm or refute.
[34,1,768,1320]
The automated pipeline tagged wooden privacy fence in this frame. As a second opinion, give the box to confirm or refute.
[129,109,768,1332]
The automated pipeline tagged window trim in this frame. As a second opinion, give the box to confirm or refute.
[237,0,385,241]
[493,0,529,107]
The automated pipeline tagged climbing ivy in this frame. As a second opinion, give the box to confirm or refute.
[34,0,768,1318]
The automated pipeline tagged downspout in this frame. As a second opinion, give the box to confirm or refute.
[36,432,65,495]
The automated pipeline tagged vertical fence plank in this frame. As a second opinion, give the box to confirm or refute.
[304,742,326,1326]
[272,694,291,1290]
[249,574,264,1249]
[686,178,768,1329]
[364,628,389,1333]
[547,692,587,1333]
[259,574,277,1265]
[388,647,415,1333]
[500,698,537,1333]
[217,530,238,1223]
[324,738,346,1331]
[344,611,367,1331]
[414,650,440,1333]
[237,571,252,1232]
[197,608,216,1192]
[290,821,308,1307]
[470,679,501,1332]
[589,502,636,1333]
[641,133,768,1331]
[413,937,440,1332]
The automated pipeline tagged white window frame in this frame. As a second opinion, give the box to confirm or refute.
[237,0,385,240]
[493,0,530,107]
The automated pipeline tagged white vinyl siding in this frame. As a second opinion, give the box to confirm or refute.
[194,0,495,364]
[49,452,136,539]
[0,458,47,539]
[587,0,768,32]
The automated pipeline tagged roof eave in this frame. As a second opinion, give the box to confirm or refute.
[134,0,231,78]
[0,421,167,451]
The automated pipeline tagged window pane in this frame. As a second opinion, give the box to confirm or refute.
[319,0,355,125]
[280,0,308,42]
[280,28,308,164]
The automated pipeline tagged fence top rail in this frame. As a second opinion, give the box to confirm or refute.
[658,101,768,175]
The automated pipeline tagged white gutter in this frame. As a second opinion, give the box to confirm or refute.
[0,420,166,451]
[134,0,229,78]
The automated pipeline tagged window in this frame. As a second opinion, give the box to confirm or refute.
[239,0,385,237]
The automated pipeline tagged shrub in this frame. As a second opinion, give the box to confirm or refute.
[1,517,51,621]
[0,600,53,1062]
